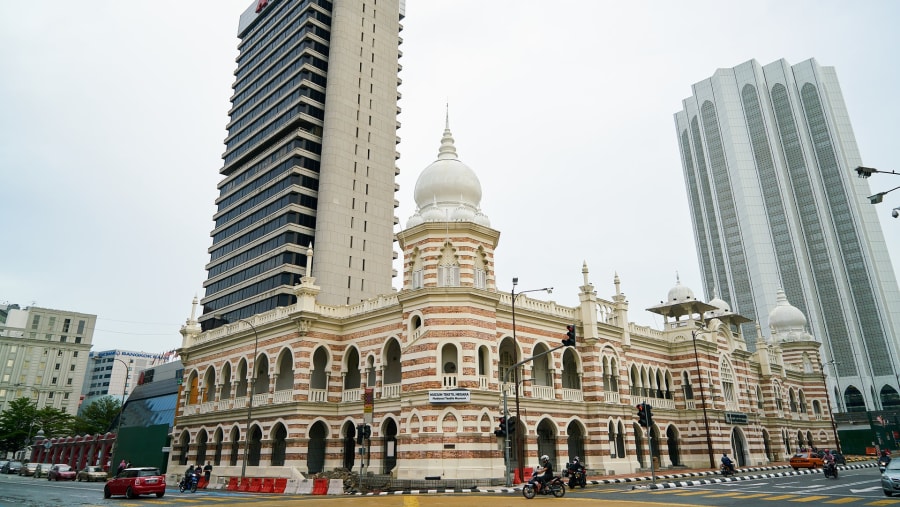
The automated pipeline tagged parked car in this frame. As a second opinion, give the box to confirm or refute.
[104,467,166,499]
[1,461,23,474]
[0,461,8,472]
[76,466,108,482]
[19,462,39,477]
[790,450,823,469]
[34,463,51,478]
[48,464,76,481]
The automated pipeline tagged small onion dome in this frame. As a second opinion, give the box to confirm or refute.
[704,293,731,319]
[406,210,424,228]
[666,275,695,302]
[768,288,807,332]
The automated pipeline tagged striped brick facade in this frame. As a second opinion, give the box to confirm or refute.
[171,214,835,481]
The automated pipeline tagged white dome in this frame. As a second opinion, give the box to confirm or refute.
[406,211,424,228]
[769,289,807,332]
[666,275,695,303]
[704,292,731,319]
[408,117,489,227]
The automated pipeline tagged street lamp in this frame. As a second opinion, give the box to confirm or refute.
[819,361,842,453]
[824,361,843,413]
[234,317,260,482]
[690,330,715,468]
[510,277,552,485]
[111,358,133,465]
[856,166,900,212]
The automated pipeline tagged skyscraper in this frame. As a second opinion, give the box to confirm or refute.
[674,58,900,412]
[200,0,404,329]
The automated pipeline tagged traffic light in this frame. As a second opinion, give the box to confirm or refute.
[636,403,647,427]
[507,416,518,435]
[563,325,577,347]
[645,405,653,426]
[363,424,372,439]
[494,416,507,437]
[356,424,364,444]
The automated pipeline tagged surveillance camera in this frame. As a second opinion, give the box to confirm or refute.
[893,208,899,219]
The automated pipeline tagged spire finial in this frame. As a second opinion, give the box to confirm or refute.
[438,105,458,160]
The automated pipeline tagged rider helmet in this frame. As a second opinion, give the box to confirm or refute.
[541,455,549,463]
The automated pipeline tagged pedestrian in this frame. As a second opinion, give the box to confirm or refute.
[203,461,213,482]
[116,459,126,475]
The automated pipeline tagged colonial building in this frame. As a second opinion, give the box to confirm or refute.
[170,124,835,482]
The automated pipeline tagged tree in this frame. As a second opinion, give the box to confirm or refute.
[73,396,122,436]
[0,398,38,454]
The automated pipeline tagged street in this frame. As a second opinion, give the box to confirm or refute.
[0,463,892,507]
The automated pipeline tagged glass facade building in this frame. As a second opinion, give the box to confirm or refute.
[674,58,900,412]
[200,0,404,329]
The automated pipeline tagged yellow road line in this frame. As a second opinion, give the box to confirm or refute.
[825,498,863,504]
[763,495,798,501]
[789,496,830,503]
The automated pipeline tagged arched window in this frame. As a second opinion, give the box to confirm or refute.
[720,358,735,402]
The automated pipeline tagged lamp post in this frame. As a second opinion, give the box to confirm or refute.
[819,361,842,453]
[856,166,900,212]
[691,330,715,468]
[236,318,260,483]
[825,361,843,413]
[111,358,133,465]
[510,277,552,485]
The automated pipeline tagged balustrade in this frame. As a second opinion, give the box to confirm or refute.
[381,383,401,399]
[478,376,489,390]
[342,388,362,403]
[604,391,620,404]
[562,388,583,402]
[309,389,327,402]
[442,374,457,389]
[273,389,293,403]
[531,385,553,400]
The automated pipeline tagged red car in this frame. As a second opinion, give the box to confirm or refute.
[47,464,76,481]
[104,467,166,499]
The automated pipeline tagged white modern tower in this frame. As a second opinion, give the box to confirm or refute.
[674,58,900,412]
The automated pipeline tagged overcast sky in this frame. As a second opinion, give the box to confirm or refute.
[2,1,898,354]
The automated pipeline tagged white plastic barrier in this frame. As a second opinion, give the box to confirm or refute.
[326,479,343,495]
[295,478,314,494]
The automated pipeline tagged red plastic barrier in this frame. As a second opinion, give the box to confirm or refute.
[513,467,534,485]
[312,478,329,495]
[225,477,239,491]
[274,478,288,493]
[248,477,262,492]
[198,478,208,489]
[237,477,250,491]
[260,478,275,493]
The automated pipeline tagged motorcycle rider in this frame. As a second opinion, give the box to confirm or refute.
[533,455,553,493]
[182,465,197,490]
[721,453,735,474]
[822,449,835,465]
[566,456,585,486]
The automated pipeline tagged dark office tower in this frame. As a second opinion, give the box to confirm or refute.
[200,0,403,329]
[675,58,900,412]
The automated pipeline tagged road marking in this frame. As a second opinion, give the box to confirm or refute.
[850,486,884,493]
[825,498,862,504]
[403,497,419,507]
[704,492,744,498]
[732,494,772,499]
[764,495,799,500]
[789,495,830,502]
[675,491,710,496]
[866,500,900,506]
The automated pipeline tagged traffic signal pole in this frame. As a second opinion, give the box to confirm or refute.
[502,342,571,487]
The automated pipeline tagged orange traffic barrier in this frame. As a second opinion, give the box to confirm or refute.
[274,478,288,493]
[225,477,239,491]
[513,467,534,485]
[312,478,329,495]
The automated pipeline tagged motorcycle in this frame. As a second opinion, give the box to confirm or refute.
[563,462,587,488]
[522,472,566,499]
[179,472,199,493]
[879,455,891,473]
[823,461,838,479]
[720,463,735,477]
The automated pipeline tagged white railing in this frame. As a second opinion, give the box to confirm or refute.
[342,388,362,403]
[655,398,675,410]
[183,405,198,416]
[233,395,248,409]
[273,389,293,403]
[532,385,554,400]
[442,374,457,388]
[382,383,401,399]
[253,393,268,406]
[217,398,234,411]
[502,383,516,396]
[604,391,620,404]
[685,399,696,410]
[815,414,822,421]
[478,376,489,390]
[201,401,216,413]
[562,388,583,402]
[309,389,327,402]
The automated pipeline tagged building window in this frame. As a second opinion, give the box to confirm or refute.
[63,319,70,332]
